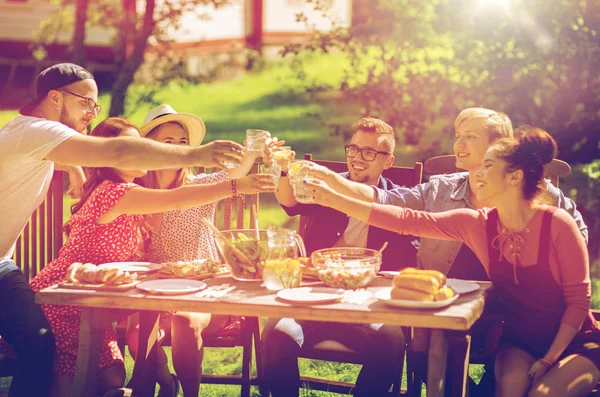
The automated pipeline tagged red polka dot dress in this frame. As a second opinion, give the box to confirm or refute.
[30,180,147,376]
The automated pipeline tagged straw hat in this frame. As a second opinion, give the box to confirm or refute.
[139,104,206,146]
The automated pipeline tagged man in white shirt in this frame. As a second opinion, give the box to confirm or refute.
[0,63,244,397]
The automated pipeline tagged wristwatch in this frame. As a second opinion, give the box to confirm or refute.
[280,170,288,177]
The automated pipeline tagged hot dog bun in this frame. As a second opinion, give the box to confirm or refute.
[399,267,446,287]
[393,273,440,294]
[390,287,434,301]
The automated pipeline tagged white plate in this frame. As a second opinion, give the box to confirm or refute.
[378,271,400,279]
[446,279,481,295]
[375,287,459,309]
[98,262,162,273]
[277,287,345,304]
[136,279,207,295]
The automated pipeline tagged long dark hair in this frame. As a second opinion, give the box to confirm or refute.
[493,125,557,201]
[64,117,139,236]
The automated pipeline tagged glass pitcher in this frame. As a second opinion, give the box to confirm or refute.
[263,227,306,290]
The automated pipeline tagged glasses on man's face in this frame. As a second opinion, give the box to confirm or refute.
[344,145,390,162]
[58,89,101,114]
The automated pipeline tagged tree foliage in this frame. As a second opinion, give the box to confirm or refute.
[284,0,600,163]
[34,0,233,116]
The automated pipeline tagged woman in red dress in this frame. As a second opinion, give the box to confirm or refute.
[29,117,276,397]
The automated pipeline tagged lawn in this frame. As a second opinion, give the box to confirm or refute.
[1,54,597,396]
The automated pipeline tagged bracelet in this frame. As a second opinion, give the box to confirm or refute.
[538,358,553,369]
[280,170,288,177]
[231,179,239,197]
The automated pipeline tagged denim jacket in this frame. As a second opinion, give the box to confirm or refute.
[375,172,588,275]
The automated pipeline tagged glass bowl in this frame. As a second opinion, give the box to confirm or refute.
[311,247,382,289]
[214,229,268,281]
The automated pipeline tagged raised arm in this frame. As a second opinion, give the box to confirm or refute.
[96,174,276,224]
[306,163,377,201]
[45,133,244,170]
[54,164,86,199]
[307,178,480,242]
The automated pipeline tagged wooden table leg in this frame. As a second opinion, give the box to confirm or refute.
[456,333,471,397]
[126,311,160,397]
[427,329,449,397]
[71,307,108,397]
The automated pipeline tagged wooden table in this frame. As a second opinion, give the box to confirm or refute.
[36,277,490,397]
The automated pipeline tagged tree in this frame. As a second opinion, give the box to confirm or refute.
[34,0,233,116]
[285,0,600,163]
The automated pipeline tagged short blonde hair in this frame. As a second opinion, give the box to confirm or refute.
[454,108,513,143]
[353,117,396,152]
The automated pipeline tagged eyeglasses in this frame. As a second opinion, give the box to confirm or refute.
[57,89,101,114]
[344,145,390,162]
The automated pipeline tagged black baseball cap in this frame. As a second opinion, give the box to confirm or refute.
[19,63,95,116]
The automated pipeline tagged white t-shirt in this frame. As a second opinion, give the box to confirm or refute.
[0,116,78,262]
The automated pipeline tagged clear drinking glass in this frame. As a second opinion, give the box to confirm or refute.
[288,160,314,203]
[273,146,293,172]
[259,162,282,186]
[246,129,270,155]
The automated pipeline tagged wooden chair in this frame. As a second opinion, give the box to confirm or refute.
[116,164,263,397]
[292,154,424,396]
[12,171,65,282]
[423,154,571,187]
[0,172,65,383]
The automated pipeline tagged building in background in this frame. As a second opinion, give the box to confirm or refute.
[0,0,351,106]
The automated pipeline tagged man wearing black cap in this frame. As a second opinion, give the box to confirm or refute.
[0,63,244,396]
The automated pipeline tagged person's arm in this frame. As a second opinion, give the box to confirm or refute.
[529,209,590,384]
[275,174,298,208]
[544,180,588,243]
[226,150,259,179]
[54,164,86,199]
[306,163,377,201]
[306,178,479,241]
[96,174,276,224]
[45,133,244,170]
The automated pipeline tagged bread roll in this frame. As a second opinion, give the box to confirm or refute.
[399,267,446,287]
[104,269,125,285]
[434,286,455,301]
[66,263,83,282]
[393,274,440,294]
[390,287,434,302]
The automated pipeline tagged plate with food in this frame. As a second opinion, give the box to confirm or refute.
[376,267,459,309]
[98,262,162,273]
[277,287,345,304]
[446,279,481,295]
[376,287,459,309]
[136,279,208,295]
[156,259,229,280]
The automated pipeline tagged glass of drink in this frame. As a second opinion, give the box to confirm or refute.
[288,160,314,203]
[273,146,293,172]
[258,162,282,186]
[246,129,270,155]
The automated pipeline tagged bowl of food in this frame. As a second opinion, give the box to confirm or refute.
[311,247,381,289]
[214,229,269,281]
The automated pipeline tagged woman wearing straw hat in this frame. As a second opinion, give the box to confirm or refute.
[126,104,280,396]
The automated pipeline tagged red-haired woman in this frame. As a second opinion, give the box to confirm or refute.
[29,118,277,397]
[307,126,600,397]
